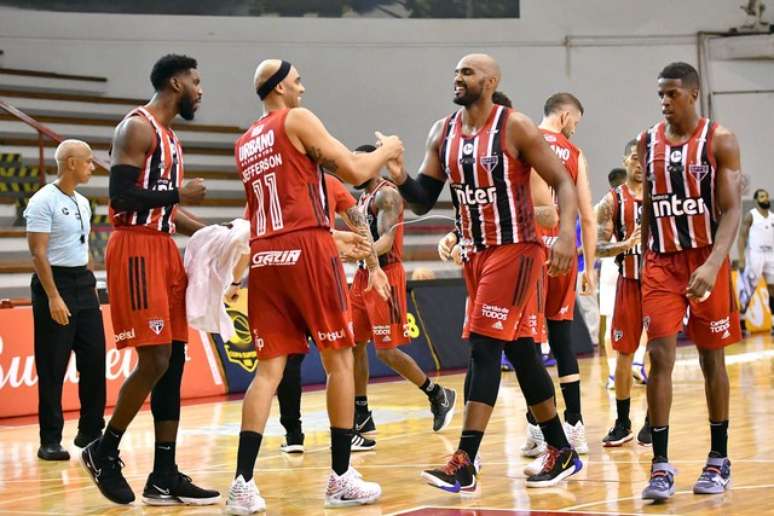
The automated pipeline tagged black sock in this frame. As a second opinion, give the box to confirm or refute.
[331,427,353,476]
[616,398,631,425]
[526,410,537,426]
[539,415,570,449]
[651,425,669,462]
[769,295,774,319]
[96,424,124,459]
[560,381,582,425]
[153,441,176,475]
[355,396,369,414]
[420,377,442,398]
[709,420,729,458]
[235,431,262,481]
[458,430,484,461]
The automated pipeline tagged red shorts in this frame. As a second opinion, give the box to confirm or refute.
[247,228,354,360]
[105,228,188,349]
[351,263,408,349]
[642,247,741,349]
[544,255,578,321]
[462,243,545,341]
[611,276,644,354]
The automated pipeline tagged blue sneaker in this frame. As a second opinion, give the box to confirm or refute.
[642,462,676,501]
[632,362,648,384]
[500,353,513,372]
[693,455,731,494]
[542,353,557,367]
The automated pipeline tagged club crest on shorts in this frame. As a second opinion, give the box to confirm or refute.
[480,155,499,173]
[688,164,710,182]
[614,329,624,342]
[149,319,165,335]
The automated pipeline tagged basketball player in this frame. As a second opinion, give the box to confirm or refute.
[737,188,774,325]
[81,54,220,506]
[225,59,402,513]
[387,53,581,491]
[639,62,742,500]
[596,138,651,447]
[521,93,596,465]
[350,145,457,439]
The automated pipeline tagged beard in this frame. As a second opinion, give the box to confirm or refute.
[453,87,482,107]
[758,200,771,210]
[178,94,197,121]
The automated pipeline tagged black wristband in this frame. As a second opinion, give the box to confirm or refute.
[230,281,241,287]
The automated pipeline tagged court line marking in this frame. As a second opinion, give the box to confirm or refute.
[386,504,644,516]
[558,483,774,511]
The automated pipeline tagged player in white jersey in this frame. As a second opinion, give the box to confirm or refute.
[737,188,774,329]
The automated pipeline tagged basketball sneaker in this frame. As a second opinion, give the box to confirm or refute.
[525,446,582,488]
[80,440,135,504]
[500,352,513,371]
[280,432,304,454]
[642,462,676,501]
[563,421,589,454]
[693,454,731,494]
[542,353,557,367]
[524,453,547,476]
[325,467,381,507]
[355,410,376,435]
[632,362,648,384]
[637,418,652,446]
[430,387,457,432]
[421,450,477,493]
[520,423,546,457]
[602,419,633,447]
[141,467,221,505]
[606,375,615,390]
[224,475,266,514]
[351,432,376,452]
[474,453,482,474]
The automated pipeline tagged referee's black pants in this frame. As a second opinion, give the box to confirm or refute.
[31,266,106,446]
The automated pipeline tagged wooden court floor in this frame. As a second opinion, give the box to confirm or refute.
[1,334,773,515]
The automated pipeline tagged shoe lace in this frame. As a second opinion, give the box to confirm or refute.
[650,469,672,488]
[430,391,446,415]
[440,452,469,475]
[539,447,561,473]
[698,464,722,481]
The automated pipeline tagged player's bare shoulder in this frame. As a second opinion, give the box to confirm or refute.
[504,109,540,158]
[111,114,153,163]
[426,117,447,150]
[711,123,741,167]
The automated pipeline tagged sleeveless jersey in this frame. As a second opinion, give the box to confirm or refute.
[439,105,536,252]
[610,184,643,279]
[640,118,719,253]
[537,128,580,247]
[235,109,329,242]
[748,208,774,252]
[109,107,184,234]
[356,179,403,269]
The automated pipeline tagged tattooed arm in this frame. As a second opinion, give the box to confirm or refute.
[373,188,403,257]
[344,204,391,300]
[284,107,403,186]
[530,169,559,228]
[595,192,640,258]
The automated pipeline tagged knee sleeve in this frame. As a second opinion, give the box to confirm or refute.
[547,320,579,378]
[466,333,503,406]
[150,341,185,422]
[505,338,555,406]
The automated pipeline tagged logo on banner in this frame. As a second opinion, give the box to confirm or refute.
[222,307,258,373]
[688,164,710,182]
[149,319,164,335]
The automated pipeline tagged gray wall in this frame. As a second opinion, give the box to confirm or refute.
[0,0,771,200]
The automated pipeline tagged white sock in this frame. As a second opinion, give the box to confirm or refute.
[633,345,646,365]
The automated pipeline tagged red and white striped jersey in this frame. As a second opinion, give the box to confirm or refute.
[235,109,330,242]
[611,184,642,279]
[537,128,580,247]
[439,105,536,252]
[109,107,184,234]
[640,118,719,253]
[356,179,403,268]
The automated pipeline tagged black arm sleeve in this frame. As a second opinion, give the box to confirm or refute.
[109,164,180,212]
[396,173,445,215]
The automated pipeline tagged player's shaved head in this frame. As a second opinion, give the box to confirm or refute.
[458,53,501,86]
[253,59,304,108]
[254,59,283,92]
[55,139,91,162]
[454,54,501,107]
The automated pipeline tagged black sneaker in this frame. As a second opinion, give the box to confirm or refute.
[355,410,376,435]
[80,440,135,504]
[430,387,457,432]
[141,467,221,506]
[421,450,477,493]
[38,443,70,461]
[280,432,305,454]
[74,431,101,449]
[637,418,652,446]
[602,419,633,447]
[525,446,582,488]
[351,432,376,452]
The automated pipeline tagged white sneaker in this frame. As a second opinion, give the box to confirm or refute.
[520,423,546,458]
[632,362,648,384]
[524,453,547,476]
[224,475,266,514]
[564,421,589,455]
[474,453,482,474]
[324,467,381,507]
[606,375,615,390]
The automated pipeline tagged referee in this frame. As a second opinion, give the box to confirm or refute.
[25,139,106,461]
